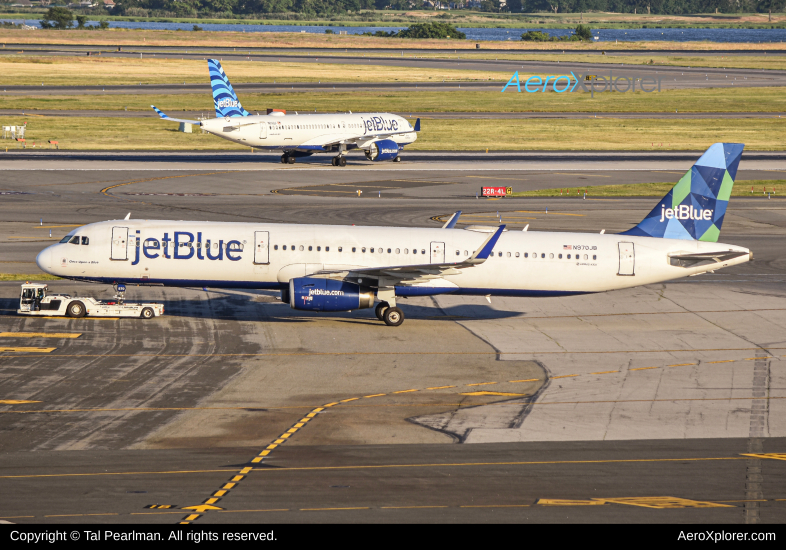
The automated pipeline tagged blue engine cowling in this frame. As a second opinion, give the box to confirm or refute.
[366,139,400,161]
[289,277,375,312]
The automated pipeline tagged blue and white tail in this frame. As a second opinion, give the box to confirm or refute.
[208,59,249,118]
[621,143,744,243]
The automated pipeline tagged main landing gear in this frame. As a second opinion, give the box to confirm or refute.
[281,153,296,164]
[375,301,404,327]
[331,156,347,167]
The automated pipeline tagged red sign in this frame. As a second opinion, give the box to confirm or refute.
[481,186,512,197]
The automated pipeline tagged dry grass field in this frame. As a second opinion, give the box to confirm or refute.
[511,180,786,197]
[2,115,784,151]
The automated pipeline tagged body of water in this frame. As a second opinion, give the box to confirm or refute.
[6,20,786,43]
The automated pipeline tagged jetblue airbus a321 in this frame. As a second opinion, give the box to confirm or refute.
[35,144,751,326]
[151,59,419,166]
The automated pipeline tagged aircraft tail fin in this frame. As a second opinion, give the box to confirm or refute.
[621,143,744,242]
[208,59,249,118]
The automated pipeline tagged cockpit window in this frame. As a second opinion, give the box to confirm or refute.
[69,236,80,245]
[60,234,74,243]
[81,236,89,245]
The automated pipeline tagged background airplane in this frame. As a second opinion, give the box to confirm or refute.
[152,59,420,166]
[35,144,750,327]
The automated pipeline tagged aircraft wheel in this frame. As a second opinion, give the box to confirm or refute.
[281,154,288,164]
[338,157,347,167]
[331,157,338,167]
[287,156,296,164]
[140,307,155,319]
[394,156,402,163]
[383,306,404,327]
[67,300,86,318]
[375,301,389,321]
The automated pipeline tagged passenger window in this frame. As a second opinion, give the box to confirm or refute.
[352,247,356,252]
[370,248,374,253]
[456,250,460,256]
[395,248,400,254]
[549,253,554,259]
[379,248,383,254]
[464,251,468,256]
[282,245,287,250]
[524,253,528,258]
[592,254,596,260]
[421,249,425,255]
[308,246,313,251]
[299,245,304,251]
[558,254,562,259]
[507,252,511,257]
[387,248,391,253]
[515,252,519,258]
[498,252,502,257]
[326,246,330,252]
[362,247,366,253]
[59,234,74,243]
[69,236,79,245]
[274,245,279,250]
[584,254,589,260]
[317,246,321,251]
[567,254,570,259]
[81,236,89,245]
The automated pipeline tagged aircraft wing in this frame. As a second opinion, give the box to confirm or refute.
[151,105,203,126]
[314,225,504,287]
[312,118,421,150]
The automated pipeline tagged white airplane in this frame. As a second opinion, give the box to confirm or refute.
[35,143,751,326]
[151,59,419,166]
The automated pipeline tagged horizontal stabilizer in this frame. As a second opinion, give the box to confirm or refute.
[151,105,201,125]
[668,250,748,267]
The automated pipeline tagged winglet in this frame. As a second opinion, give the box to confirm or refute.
[413,118,420,132]
[151,105,202,125]
[467,225,505,264]
[442,211,462,229]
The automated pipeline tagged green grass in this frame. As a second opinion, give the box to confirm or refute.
[4,116,786,151]
[4,87,786,114]
[511,179,786,197]
[0,273,60,281]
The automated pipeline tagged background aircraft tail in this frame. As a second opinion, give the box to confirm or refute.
[621,143,744,242]
[208,59,249,118]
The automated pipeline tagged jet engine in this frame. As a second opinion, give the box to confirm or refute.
[365,139,400,162]
[289,277,375,312]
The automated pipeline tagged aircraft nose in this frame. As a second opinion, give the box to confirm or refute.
[36,246,53,273]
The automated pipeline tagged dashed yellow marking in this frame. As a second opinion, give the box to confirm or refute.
[393,389,418,394]
[286,428,298,434]
[223,483,236,490]
[537,499,607,506]
[0,347,56,353]
[426,386,456,390]
[461,391,526,397]
[0,332,80,339]
[460,504,530,508]
[231,476,244,482]
[707,360,735,364]
[509,379,539,383]
[667,363,697,368]
[266,445,277,450]
[340,398,359,403]
[381,506,448,509]
[260,451,270,457]
[300,507,370,511]
[239,467,252,475]
[0,400,41,405]
[551,374,579,379]
[466,382,497,387]
[274,439,285,444]
[590,371,618,375]
[630,367,659,371]
[213,490,227,497]
[250,457,263,463]
[324,402,339,407]
[364,394,387,398]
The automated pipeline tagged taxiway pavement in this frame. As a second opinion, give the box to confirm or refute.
[0,159,784,523]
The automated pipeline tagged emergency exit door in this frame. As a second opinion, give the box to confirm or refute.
[259,123,267,139]
[111,226,129,260]
[254,231,270,264]
[430,241,445,264]
[618,242,635,276]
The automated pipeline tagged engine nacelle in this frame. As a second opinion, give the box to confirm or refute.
[365,139,400,162]
[289,277,375,312]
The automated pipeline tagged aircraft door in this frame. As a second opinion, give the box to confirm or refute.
[254,231,270,264]
[618,242,635,276]
[111,226,129,260]
[430,241,445,264]
[259,123,267,139]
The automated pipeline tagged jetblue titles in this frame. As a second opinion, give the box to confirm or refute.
[131,230,243,266]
